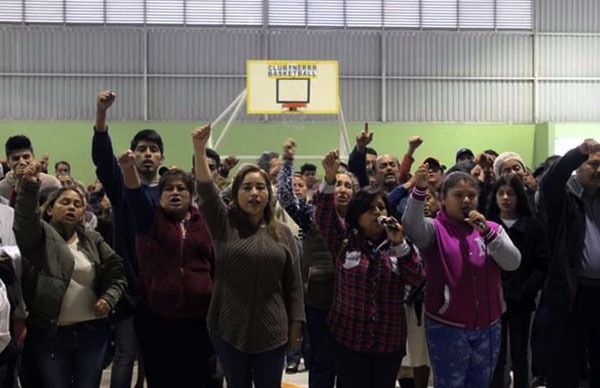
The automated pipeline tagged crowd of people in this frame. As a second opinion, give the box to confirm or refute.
[0,89,598,388]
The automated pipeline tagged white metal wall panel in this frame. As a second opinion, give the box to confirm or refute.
[0,26,143,74]
[538,82,600,121]
[538,36,600,77]
[386,80,532,122]
[268,30,380,76]
[386,32,532,77]
[148,29,261,74]
[148,77,248,120]
[0,76,142,119]
[537,0,600,32]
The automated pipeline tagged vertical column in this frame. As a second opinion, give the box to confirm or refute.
[381,32,387,122]
[532,0,538,123]
[143,0,149,121]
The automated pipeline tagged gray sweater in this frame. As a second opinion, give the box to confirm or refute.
[196,181,305,353]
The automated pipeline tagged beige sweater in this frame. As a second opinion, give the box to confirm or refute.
[197,181,305,353]
[0,171,61,201]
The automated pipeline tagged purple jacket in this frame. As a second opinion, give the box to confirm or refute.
[403,187,521,329]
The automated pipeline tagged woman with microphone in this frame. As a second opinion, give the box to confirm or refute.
[403,166,521,388]
[314,150,424,388]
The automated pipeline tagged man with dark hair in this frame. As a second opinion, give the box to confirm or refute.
[300,163,318,202]
[54,161,71,176]
[0,135,60,203]
[365,147,378,174]
[257,151,281,181]
[455,147,475,163]
[92,90,164,388]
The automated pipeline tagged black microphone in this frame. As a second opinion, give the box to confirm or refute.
[377,216,400,231]
[462,208,487,230]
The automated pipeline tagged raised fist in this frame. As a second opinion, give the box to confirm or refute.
[222,155,239,171]
[414,164,429,189]
[96,90,116,111]
[21,162,41,183]
[322,149,340,183]
[117,150,135,169]
[579,138,600,155]
[408,136,423,150]
[192,125,211,152]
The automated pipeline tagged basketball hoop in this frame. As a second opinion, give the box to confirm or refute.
[281,102,307,112]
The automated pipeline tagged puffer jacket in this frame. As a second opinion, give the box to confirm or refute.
[13,179,126,330]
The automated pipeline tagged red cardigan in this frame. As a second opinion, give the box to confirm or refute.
[135,205,214,319]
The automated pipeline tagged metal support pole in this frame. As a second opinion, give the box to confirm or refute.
[213,89,247,150]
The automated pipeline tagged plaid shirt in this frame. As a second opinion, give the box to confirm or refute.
[314,184,424,353]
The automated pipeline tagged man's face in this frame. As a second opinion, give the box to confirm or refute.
[427,165,444,189]
[577,152,600,190]
[500,159,526,181]
[133,141,163,175]
[206,157,219,179]
[56,163,70,176]
[366,153,377,173]
[302,170,317,188]
[268,157,281,180]
[8,149,34,176]
[375,154,399,188]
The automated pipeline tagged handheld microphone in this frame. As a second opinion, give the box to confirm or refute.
[462,208,487,230]
[377,216,400,231]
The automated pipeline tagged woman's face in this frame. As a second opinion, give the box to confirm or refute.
[292,175,307,201]
[358,195,387,238]
[496,184,517,217]
[237,171,270,221]
[441,180,479,222]
[334,173,353,208]
[49,190,85,226]
[159,179,191,218]
[424,190,440,218]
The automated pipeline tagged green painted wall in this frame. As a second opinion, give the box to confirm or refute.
[1,121,541,184]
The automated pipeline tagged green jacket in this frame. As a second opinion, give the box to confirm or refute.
[13,179,127,330]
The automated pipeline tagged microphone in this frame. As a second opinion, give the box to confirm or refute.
[462,208,487,230]
[377,216,400,231]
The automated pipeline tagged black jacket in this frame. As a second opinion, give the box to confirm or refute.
[492,216,549,313]
[538,147,589,313]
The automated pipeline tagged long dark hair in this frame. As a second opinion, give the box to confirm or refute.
[345,187,391,235]
[487,173,532,220]
[228,164,281,240]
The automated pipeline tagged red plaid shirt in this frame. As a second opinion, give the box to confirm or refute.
[314,186,424,354]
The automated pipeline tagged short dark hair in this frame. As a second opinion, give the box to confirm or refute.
[440,172,480,197]
[191,149,221,171]
[54,160,71,171]
[205,148,221,169]
[5,135,33,157]
[300,163,317,174]
[487,173,532,219]
[346,188,391,233]
[256,152,278,172]
[366,147,378,157]
[158,168,194,197]
[130,129,164,155]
